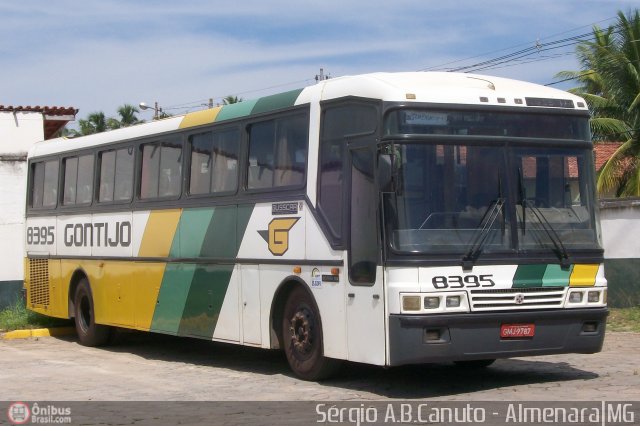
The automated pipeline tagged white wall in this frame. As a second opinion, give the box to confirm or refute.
[0,111,44,282]
[0,112,45,155]
[600,200,640,259]
[0,161,27,281]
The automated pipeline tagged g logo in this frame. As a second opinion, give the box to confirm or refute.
[258,217,300,256]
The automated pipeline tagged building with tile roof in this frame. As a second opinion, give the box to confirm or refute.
[0,105,77,308]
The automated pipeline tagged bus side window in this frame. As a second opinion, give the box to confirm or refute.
[349,148,377,284]
[141,139,182,199]
[63,154,93,206]
[319,102,378,246]
[42,160,59,208]
[99,147,134,203]
[189,128,239,195]
[211,128,239,193]
[247,121,275,190]
[30,162,46,208]
[116,150,132,200]
[247,113,308,190]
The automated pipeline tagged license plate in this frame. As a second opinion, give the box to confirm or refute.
[500,323,535,338]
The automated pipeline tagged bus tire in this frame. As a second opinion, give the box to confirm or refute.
[282,286,340,380]
[454,359,496,368]
[74,278,111,347]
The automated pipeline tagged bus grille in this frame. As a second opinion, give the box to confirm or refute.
[469,287,565,311]
[29,259,50,307]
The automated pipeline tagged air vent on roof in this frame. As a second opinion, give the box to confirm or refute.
[525,97,575,108]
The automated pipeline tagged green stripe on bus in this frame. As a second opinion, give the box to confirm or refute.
[150,264,196,334]
[237,204,255,244]
[170,208,215,258]
[200,206,238,258]
[250,89,304,115]
[513,264,547,288]
[178,265,234,338]
[542,264,573,287]
[215,99,258,122]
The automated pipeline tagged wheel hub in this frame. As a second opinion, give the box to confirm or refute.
[289,309,314,354]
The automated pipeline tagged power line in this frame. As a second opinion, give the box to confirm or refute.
[419,16,619,72]
[545,71,595,86]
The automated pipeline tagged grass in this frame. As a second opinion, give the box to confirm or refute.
[0,298,72,332]
[607,307,640,332]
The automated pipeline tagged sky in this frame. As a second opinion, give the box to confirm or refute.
[1,1,638,126]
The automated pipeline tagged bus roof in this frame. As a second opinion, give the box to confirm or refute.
[29,72,588,159]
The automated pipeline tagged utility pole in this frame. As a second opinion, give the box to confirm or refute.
[315,68,331,82]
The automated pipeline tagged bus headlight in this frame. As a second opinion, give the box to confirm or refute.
[402,295,421,311]
[424,296,441,309]
[588,291,600,303]
[569,291,583,303]
[446,295,461,308]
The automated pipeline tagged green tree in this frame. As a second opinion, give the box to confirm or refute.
[222,95,243,105]
[107,104,143,129]
[557,10,640,197]
[77,111,108,135]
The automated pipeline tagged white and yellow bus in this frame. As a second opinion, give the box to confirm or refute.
[25,72,608,380]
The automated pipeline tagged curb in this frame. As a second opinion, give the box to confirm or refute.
[1,327,76,340]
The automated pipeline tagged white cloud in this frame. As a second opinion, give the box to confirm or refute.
[0,0,636,120]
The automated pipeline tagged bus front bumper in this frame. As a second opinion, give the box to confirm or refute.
[388,308,608,366]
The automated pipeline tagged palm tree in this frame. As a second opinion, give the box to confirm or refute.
[117,104,142,126]
[77,112,108,135]
[106,104,143,129]
[222,95,243,105]
[557,10,640,197]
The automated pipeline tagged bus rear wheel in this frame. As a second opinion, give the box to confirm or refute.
[282,286,340,380]
[74,278,111,346]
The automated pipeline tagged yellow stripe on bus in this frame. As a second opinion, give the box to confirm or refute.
[138,209,182,257]
[178,106,222,129]
[569,264,599,287]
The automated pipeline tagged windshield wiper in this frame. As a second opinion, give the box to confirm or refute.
[525,201,571,269]
[517,167,570,268]
[462,197,506,271]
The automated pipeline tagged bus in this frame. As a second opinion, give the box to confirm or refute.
[24,72,608,380]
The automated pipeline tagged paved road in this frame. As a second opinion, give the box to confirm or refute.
[1,330,639,401]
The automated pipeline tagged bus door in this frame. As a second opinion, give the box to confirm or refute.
[346,146,386,365]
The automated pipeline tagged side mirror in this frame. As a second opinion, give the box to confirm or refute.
[378,153,395,192]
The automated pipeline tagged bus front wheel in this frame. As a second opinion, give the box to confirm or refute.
[282,286,340,380]
[74,278,111,346]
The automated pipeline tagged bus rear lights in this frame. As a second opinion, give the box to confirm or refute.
[588,291,600,303]
[424,296,441,309]
[402,295,421,311]
[446,295,461,308]
[569,291,583,303]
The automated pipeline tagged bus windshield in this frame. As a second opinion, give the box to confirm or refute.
[382,142,600,257]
